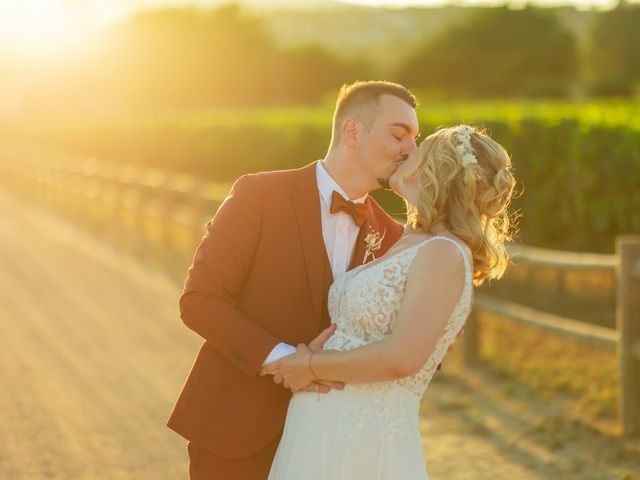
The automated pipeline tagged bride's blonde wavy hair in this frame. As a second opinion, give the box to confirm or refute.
[401,125,517,286]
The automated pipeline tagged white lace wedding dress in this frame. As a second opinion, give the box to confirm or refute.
[268,236,473,480]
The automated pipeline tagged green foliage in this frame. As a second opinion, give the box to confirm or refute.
[76,5,373,109]
[3,3,640,116]
[277,45,372,104]
[3,101,639,252]
[588,4,640,96]
[399,6,579,98]
[96,5,278,107]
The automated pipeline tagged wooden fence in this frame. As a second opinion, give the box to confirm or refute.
[0,142,228,273]
[463,241,640,435]
[1,141,639,435]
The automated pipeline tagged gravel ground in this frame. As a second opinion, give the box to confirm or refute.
[1,188,637,480]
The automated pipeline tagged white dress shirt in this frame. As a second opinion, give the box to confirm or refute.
[262,161,367,366]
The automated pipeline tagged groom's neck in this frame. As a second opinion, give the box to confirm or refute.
[322,151,371,200]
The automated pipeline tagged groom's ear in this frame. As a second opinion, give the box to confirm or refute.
[341,119,359,148]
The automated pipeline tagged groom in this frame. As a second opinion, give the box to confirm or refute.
[167,81,420,479]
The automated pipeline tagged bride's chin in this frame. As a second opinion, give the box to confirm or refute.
[388,176,402,197]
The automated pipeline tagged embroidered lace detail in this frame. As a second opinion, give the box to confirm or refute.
[338,382,420,452]
[324,329,368,351]
[325,235,473,399]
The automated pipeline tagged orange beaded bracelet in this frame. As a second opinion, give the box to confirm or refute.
[308,352,320,381]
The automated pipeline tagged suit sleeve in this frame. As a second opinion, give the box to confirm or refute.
[179,174,280,378]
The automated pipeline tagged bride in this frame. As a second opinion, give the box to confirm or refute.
[262,124,516,479]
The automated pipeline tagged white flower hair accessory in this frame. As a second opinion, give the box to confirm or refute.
[455,125,478,167]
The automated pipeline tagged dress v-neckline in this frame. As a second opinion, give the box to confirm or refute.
[349,234,455,279]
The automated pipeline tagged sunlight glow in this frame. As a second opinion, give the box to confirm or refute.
[340,0,619,8]
[0,0,629,61]
[0,1,84,57]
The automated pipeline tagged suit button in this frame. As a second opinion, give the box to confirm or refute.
[232,349,248,365]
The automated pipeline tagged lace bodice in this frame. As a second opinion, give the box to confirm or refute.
[269,236,470,479]
[324,235,473,399]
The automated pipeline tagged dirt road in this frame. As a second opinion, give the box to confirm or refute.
[1,188,637,479]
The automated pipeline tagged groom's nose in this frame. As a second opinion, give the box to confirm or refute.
[401,139,417,156]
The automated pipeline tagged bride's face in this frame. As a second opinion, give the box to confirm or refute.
[389,147,420,205]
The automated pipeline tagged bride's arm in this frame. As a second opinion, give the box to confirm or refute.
[261,240,466,390]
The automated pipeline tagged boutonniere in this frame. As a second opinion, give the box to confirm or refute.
[363,227,386,264]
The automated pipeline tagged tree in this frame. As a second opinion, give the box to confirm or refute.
[275,45,372,104]
[89,4,371,108]
[399,6,579,98]
[95,5,280,108]
[588,4,640,96]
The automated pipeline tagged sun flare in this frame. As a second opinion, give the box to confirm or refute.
[0,0,86,58]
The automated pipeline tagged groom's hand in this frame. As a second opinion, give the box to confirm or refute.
[308,323,337,354]
[260,360,334,393]
[306,324,344,390]
[299,382,332,393]
[258,323,337,376]
[260,324,344,392]
[260,356,344,392]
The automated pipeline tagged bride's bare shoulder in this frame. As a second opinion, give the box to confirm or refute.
[412,234,470,274]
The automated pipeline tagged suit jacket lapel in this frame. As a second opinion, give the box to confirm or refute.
[292,162,333,325]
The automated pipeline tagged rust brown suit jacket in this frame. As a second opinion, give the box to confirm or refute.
[166,161,403,460]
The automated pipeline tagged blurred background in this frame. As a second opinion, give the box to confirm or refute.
[0,1,639,479]
[1,0,639,250]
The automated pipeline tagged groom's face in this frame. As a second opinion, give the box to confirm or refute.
[357,94,419,190]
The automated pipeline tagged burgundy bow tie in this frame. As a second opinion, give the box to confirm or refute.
[330,191,368,227]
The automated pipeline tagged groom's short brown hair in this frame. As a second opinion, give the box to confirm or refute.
[331,80,417,146]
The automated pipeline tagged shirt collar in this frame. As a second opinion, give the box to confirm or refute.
[316,160,368,207]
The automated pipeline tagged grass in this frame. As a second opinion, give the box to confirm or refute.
[4,99,640,131]
[477,310,619,425]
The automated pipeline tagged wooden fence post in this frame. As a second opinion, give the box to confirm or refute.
[616,235,640,435]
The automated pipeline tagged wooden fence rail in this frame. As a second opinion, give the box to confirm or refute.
[0,142,228,271]
[1,142,639,435]
[464,238,640,435]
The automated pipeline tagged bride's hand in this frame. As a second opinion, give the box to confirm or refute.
[265,344,343,393]
[274,346,344,393]
[273,344,315,393]
[259,324,345,392]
